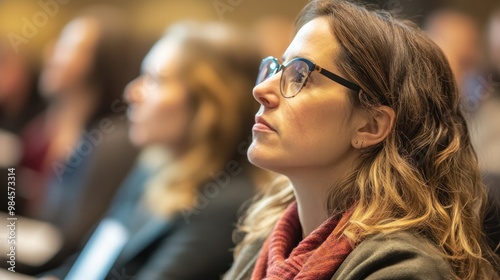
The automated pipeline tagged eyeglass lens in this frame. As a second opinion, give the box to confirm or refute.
[256,58,279,85]
[281,60,309,97]
[257,58,311,98]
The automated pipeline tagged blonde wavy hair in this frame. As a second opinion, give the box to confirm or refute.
[143,22,264,217]
[236,1,500,279]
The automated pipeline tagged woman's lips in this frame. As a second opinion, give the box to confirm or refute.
[253,116,275,132]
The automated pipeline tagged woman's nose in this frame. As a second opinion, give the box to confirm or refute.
[123,78,144,104]
[252,74,280,109]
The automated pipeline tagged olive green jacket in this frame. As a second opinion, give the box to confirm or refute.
[224,231,456,280]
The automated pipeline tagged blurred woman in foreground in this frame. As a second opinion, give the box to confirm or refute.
[46,21,264,280]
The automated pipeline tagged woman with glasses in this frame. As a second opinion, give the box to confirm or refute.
[224,1,500,279]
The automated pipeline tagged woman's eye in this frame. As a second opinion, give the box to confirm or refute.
[144,74,164,88]
[293,72,306,84]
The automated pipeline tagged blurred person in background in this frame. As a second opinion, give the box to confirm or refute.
[467,8,500,174]
[424,9,484,112]
[475,7,500,256]
[40,21,264,280]
[0,37,45,214]
[489,8,500,82]
[424,9,500,256]
[0,39,44,134]
[9,6,145,274]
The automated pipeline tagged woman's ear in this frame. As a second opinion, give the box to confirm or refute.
[351,105,395,149]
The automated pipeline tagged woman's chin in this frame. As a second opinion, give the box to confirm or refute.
[248,148,277,172]
[128,129,148,148]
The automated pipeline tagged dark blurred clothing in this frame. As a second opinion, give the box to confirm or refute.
[47,161,255,280]
[6,116,138,275]
[0,96,44,135]
[18,113,52,182]
[0,73,45,214]
[484,173,500,255]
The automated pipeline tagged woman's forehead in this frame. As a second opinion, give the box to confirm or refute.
[282,17,339,67]
[142,38,182,76]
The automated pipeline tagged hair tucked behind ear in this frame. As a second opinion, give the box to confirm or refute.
[236,1,499,279]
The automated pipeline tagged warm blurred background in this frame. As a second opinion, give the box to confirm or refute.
[0,0,498,68]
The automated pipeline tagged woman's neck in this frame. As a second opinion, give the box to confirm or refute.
[287,154,359,238]
[42,87,98,165]
[289,171,334,238]
[49,87,97,126]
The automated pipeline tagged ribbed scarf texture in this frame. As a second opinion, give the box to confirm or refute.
[251,202,354,280]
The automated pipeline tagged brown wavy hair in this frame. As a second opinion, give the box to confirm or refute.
[236,1,500,279]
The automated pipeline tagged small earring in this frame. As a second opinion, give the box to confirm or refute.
[360,140,364,149]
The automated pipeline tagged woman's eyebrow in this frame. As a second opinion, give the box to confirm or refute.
[140,62,152,74]
[141,64,162,77]
[282,53,316,64]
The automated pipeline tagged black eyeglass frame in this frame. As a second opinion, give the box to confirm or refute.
[257,56,362,98]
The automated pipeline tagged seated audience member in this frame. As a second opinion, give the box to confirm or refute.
[482,10,500,256]
[0,38,44,135]
[43,21,263,280]
[466,8,500,175]
[424,8,500,258]
[487,8,500,87]
[0,37,45,214]
[424,9,484,113]
[224,1,500,279]
[15,6,144,273]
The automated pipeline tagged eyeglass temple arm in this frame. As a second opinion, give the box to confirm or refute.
[316,66,361,93]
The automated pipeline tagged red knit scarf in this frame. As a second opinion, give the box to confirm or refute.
[251,202,354,280]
